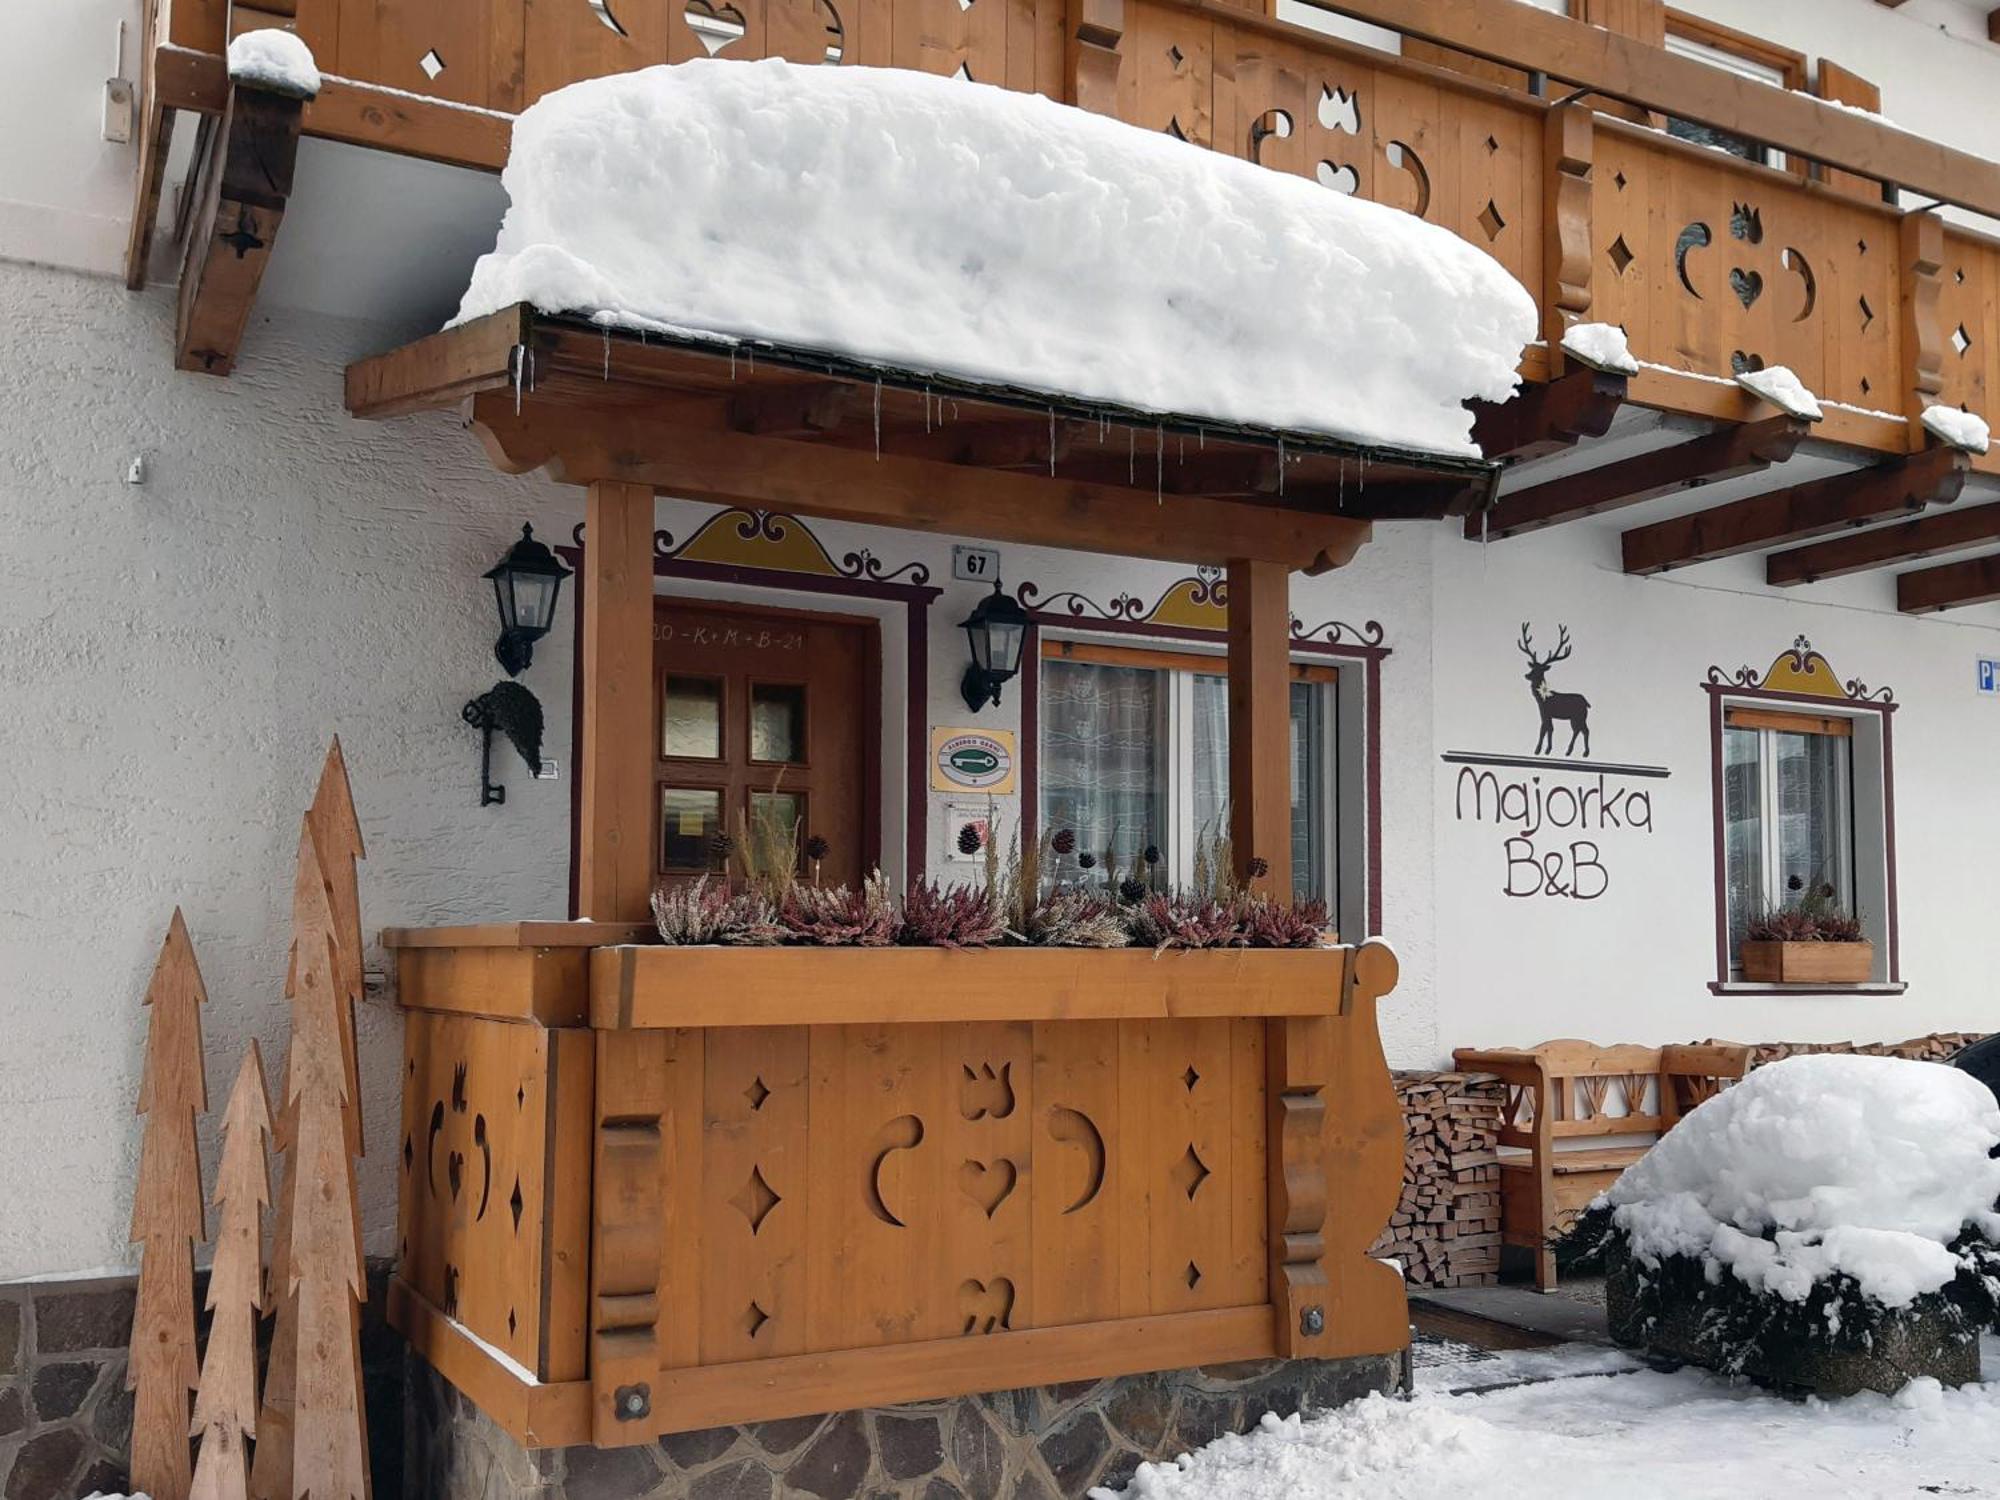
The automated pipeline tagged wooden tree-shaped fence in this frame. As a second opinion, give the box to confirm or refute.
[130,909,210,1500]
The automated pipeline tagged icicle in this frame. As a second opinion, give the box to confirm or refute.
[1278,437,1286,497]
[1128,428,1136,484]
[924,386,932,434]
[747,346,755,373]
[730,346,737,381]
[1338,458,1346,509]
[601,324,611,381]
[874,378,883,458]
[1199,427,1206,451]
[510,343,525,416]
[1155,424,1164,502]
[1360,453,1368,492]
[1179,434,1185,464]
[1049,408,1057,477]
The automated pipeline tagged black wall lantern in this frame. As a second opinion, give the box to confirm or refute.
[958,580,1029,712]
[484,523,572,676]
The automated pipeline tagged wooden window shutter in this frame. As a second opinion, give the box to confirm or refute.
[1817,61,1887,203]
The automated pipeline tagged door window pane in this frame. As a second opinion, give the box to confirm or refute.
[1041,659,1166,870]
[1191,674,1229,861]
[750,682,808,764]
[748,790,804,870]
[661,786,724,872]
[663,676,723,760]
[1290,682,1327,904]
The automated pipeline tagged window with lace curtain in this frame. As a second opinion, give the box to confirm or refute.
[1037,642,1338,905]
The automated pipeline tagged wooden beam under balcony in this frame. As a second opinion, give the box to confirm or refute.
[175,81,305,375]
[1471,367,1628,465]
[1622,447,1972,575]
[1467,415,1809,540]
[347,307,1505,569]
[1766,500,2000,586]
[1898,552,2000,613]
[1302,0,2000,221]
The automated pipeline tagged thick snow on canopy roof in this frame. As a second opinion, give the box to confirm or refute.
[455,59,1538,458]
[1601,1054,2000,1309]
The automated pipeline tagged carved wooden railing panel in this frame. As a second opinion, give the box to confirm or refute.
[387,933,1405,1446]
[628,1016,1269,1368]
[1592,123,1902,406]
[397,1009,593,1381]
[1938,228,1997,421]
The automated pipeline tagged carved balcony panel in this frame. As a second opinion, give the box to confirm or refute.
[1938,229,1998,420]
[1593,124,1902,403]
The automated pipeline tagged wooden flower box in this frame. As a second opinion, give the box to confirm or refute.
[383,925,1410,1449]
[1738,940,1875,986]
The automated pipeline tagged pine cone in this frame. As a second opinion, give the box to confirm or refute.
[1246,855,1270,879]
[1051,828,1077,855]
[1118,877,1148,904]
[1142,844,1161,867]
[709,831,737,862]
[1078,851,1097,870]
[957,822,983,855]
[804,833,830,862]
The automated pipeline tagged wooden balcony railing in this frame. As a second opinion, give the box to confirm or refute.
[142,0,1998,474]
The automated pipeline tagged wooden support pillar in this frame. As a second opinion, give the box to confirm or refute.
[578,480,659,924]
[1225,558,1291,900]
[1542,101,1594,373]
[588,1030,672,1445]
[1265,1014,1332,1357]
[1900,210,1946,453]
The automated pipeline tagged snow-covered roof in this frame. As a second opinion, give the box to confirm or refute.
[454,59,1538,460]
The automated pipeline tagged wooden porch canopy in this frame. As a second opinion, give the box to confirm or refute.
[347,303,1500,920]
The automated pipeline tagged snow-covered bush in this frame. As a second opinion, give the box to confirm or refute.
[1568,1054,2000,1378]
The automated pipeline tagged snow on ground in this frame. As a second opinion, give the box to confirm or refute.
[455,58,1538,457]
[1602,1055,2000,1307]
[1099,1341,2000,1499]
[226,29,321,97]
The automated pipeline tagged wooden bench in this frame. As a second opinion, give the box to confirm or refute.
[1448,1040,1751,1291]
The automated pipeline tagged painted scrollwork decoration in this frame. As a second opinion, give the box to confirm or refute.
[1705,634,1895,705]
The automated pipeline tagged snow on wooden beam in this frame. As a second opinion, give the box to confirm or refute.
[1623,446,1972,575]
[1470,366,1628,464]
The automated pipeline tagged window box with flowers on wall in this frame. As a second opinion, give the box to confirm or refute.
[1705,638,1902,995]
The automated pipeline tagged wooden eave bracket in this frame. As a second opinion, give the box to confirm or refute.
[1468,413,1807,540]
[1623,443,1971,576]
[1470,366,1628,465]
[1898,545,2000,613]
[175,80,306,375]
[1768,496,2000,587]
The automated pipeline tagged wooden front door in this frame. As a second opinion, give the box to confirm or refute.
[654,599,878,888]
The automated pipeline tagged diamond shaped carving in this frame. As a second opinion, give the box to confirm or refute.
[745,1301,770,1339]
[1953,323,1972,357]
[1477,200,1505,241]
[1182,1066,1200,1092]
[1859,296,1874,332]
[510,1177,524,1232]
[1185,1261,1202,1289]
[1167,43,1184,66]
[1173,1144,1212,1201]
[1613,169,1627,191]
[1608,235,1634,276]
[731,1166,781,1235]
[745,1076,771,1111]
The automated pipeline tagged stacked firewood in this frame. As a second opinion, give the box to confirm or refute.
[1369,1071,1506,1289]
[1709,1032,1987,1069]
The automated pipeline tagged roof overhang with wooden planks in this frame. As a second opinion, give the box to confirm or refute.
[344,305,1504,573]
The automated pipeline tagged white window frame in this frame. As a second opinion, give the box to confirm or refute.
[1038,637,1343,909]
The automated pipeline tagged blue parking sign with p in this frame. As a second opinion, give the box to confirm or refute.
[1981,659,2000,694]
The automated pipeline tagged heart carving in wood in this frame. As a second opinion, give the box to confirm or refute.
[958,1156,1017,1218]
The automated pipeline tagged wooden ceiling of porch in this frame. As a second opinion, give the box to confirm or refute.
[344,305,1502,572]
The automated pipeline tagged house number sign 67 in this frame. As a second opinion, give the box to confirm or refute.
[953,544,1001,583]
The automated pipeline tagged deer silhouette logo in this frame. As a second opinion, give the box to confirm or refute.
[1519,623,1591,757]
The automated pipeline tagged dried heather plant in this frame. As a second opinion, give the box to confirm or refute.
[1023,886,1129,948]
[777,872,898,946]
[1236,893,1335,948]
[898,879,1006,949]
[1124,891,1248,951]
[651,876,784,946]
